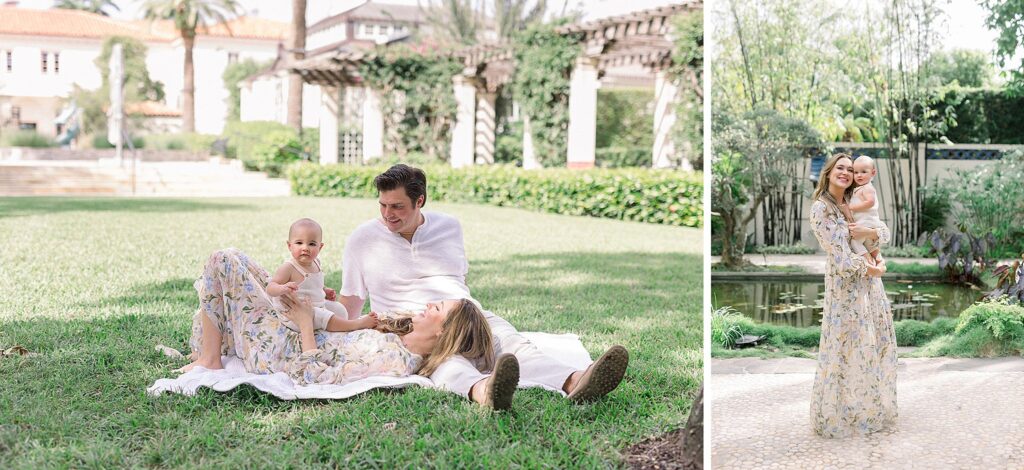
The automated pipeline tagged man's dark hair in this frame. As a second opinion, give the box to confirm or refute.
[374,164,428,207]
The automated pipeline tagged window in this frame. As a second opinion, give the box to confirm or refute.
[228,52,239,64]
[381,25,390,35]
[40,51,47,73]
[5,51,11,72]
[53,52,59,73]
[11,106,20,122]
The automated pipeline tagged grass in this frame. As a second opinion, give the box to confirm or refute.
[710,263,806,273]
[0,196,702,468]
[709,317,960,359]
[885,262,941,275]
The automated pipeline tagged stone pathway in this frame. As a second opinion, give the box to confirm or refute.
[710,357,1024,469]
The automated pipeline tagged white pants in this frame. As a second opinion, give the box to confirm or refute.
[429,311,580,398]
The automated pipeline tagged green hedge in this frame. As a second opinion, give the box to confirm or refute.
[2,130,55,148]
[222,121,318,177]
[287,163,702,227]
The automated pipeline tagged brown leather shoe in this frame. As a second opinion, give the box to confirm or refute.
[481,353,519,411]
[567,345,629,403]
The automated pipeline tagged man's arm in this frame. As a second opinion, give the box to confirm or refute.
[338,294,365,320]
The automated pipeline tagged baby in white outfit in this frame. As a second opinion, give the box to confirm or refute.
[267,218,377,332]
[841,156,883,266]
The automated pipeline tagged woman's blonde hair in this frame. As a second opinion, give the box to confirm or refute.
[812,152,856,217]
[376,299,495,377]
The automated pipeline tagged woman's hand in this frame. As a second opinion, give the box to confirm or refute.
[848,223,879,241]
[323,287,336,301]
[866,259,887,277]
[280,293,315,331]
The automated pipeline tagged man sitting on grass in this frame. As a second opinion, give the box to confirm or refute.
[338,164,630,410]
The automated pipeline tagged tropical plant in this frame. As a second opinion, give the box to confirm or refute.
[945,150,1024,255]
[927,228,996,286]
[422,0,482,45]
[54,0,120,16]
[988,256,1024,304]
[287,0,306,132]
[494,0,547,40]
[711,306,749,348]
[143,0,241,133]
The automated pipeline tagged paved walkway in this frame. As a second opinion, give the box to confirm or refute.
[711,357,1024,469]
[711,255,937,274]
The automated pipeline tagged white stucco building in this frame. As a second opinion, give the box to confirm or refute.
[0,6,288,138]
[239,1,425,130]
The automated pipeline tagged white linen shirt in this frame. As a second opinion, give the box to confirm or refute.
[340,211,475,313]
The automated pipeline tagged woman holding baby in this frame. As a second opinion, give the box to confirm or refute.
[808,152,898,438]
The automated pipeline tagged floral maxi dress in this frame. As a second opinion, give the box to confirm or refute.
[189,249,422,385]
[808,201,898,438]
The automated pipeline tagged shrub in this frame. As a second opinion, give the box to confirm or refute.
[287,163,703,227]
[944,149,1024,257]
[711,306,752,348]
[894,318,956,345]
[881,245,932,258]
[222,121,313,177]
[752,244,816,255]
[2,130,55,148]
[916,298,1024,357]
[595,147,651,168]
[143,133,217,152]
[91,134,144,149]
[919,183,951,233]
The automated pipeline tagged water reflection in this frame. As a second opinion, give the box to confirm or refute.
[712,280,980,327]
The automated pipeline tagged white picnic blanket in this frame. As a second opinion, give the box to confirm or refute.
[147,332,592,400]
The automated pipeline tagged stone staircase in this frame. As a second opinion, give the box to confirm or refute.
[0,158,291,197]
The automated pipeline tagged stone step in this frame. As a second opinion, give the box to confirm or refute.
[0,160,291,197]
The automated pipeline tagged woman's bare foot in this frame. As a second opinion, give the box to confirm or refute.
[174,355,223,373]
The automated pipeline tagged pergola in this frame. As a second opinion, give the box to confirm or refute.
[289,1,701,169]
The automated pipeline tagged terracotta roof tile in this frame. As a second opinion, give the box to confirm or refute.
[0,7,287,42]
[139,16,289,41]
[0,6,160,40]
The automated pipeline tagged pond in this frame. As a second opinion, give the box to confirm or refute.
[712,280,981,327]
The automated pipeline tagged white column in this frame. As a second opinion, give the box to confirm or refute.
[566,57,599,169]
[522,114,541,169]
[654,69,689,169]
[318,85,340,164]
[450,75,477,168]
[362,86,384,163]
[474,91,497,164]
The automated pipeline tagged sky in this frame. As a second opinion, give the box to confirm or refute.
[9,0,1003,55]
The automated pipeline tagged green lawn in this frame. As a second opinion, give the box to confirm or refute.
[0,197,702,468]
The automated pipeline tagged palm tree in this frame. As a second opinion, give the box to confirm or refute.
[287,0,306,133]
[143,0,240,132]
[54,0,120,16]
[494,0,546,40]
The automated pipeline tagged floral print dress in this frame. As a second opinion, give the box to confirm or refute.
[808,201,898,438]
[188,249,422,385]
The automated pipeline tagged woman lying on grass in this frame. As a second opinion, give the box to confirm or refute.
[178,249,511,391]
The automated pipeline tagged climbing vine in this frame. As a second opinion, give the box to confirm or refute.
[669,11,703,170]
[359,47,462,160]
[510,23,582,167]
